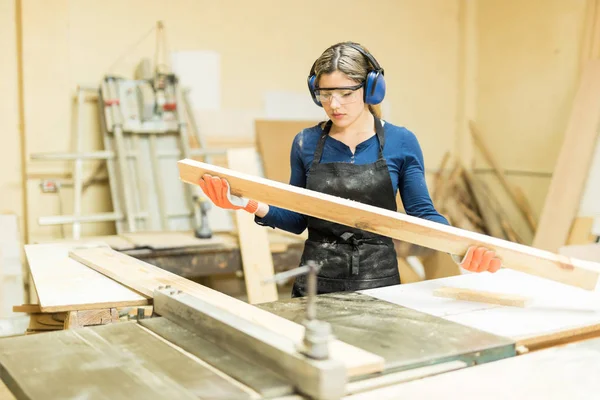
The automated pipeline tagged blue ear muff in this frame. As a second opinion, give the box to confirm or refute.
[307,42,385,107]
[364,70,386,105]
[307,74,322,107]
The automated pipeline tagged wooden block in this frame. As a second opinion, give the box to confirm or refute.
[177,159,600,291]
[68,247,385,377]
[63,308,119,330]
[433,287,532,308]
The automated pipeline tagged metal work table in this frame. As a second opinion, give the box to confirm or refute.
[257,292,516,374]
[0,291,516,400]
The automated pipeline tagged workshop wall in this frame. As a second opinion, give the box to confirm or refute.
[14,0,462,242]
[1,0,593,245]
[0,0,23,225]
[474,0,589,244]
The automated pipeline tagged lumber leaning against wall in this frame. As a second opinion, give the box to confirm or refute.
[533,60,600,253]
[177,159,600,291]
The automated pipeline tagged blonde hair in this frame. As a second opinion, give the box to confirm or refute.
[312,41,382,118]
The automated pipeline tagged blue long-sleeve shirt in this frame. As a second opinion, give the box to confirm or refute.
[255,120,450,234]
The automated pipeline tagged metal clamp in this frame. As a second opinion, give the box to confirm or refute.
[264,261,334,360]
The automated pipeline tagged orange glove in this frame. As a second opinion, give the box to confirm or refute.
[198,174,259,214]
[454,246,502,273]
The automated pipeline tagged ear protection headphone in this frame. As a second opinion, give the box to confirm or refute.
[307,42,386,107]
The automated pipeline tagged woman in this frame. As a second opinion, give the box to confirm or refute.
[199,41,501,297]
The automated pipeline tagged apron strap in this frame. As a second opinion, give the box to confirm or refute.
[374,117,386,158]
[311,120,332,169]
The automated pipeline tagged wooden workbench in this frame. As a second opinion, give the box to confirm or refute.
[42,230,305,279]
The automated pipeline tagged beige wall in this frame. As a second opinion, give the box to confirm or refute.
[15,0,462,242]
[0,0,23,224]
[475,0,589,243]
[2,0,594,244]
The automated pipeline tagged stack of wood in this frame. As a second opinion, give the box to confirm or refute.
[431,152,524,244]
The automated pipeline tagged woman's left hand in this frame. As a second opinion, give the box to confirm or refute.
[456,246,502,273]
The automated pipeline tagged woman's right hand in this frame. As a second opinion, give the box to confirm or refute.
[198,174,259,214]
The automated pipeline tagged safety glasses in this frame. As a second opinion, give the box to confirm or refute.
[313,83,364,105]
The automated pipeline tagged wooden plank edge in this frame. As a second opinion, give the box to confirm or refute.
[515,322,600,351]
[432,287,532,308]
[177,159,600,291]
[38,298,151,313]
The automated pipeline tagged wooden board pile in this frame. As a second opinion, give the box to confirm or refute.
[431,152,525,244]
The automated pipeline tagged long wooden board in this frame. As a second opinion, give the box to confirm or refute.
[68,247,385,377]
[24,242,149,312]
[533,60,600,252]
[177,159,600,290]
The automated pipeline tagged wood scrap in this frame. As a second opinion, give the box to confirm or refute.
[469,120,538,232]
[64,308,119,329]
[177,158,600,290]
[433,287,532,308]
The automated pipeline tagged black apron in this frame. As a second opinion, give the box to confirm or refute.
[291,117,400,298]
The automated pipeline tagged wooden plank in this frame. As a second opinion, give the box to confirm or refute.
[533,60,600,252]
[566,217,596,245]
[152,289,345,400]
[433,287,532,308]
[177,159,600,290]
[140,317,293,398]
[68,247,385,377]
[24,242,150,312]
[0,322,258,400]
[226,148,278,304]
[342,336,600,399]
[11,304,39,314]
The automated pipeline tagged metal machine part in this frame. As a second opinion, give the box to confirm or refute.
[30,66,224,238]
[265,260,334,360]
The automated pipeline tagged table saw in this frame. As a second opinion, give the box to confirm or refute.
[1,244,600,399]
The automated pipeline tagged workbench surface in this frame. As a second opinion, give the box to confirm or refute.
[43,230,305,278]
[360,269,600,346]
[257,292,515,372]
